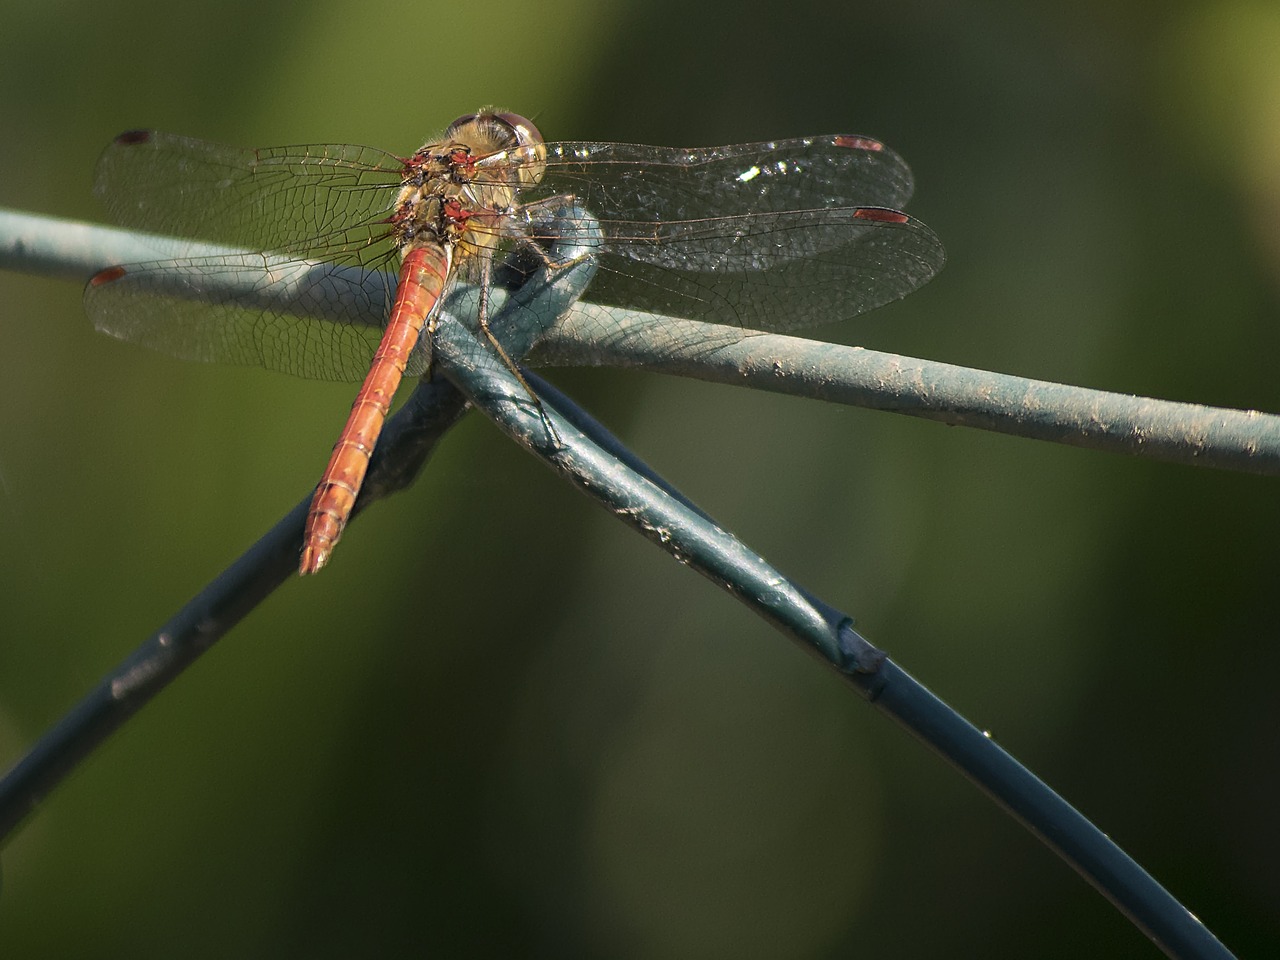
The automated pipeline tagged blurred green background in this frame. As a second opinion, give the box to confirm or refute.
[1,0,1278,956]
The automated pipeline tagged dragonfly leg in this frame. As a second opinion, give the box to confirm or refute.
[515,195,595,273]
[476,256,562,448]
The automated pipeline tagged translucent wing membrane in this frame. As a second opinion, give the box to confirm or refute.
[556,208,941,333]
[536,136,917,218]
[87,130,944,381]
[93,132,405,255]
[85,254,415,380]
[523,136,939,332]
[89,132,413,378]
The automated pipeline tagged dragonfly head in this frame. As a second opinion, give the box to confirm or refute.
[445,111,546,187]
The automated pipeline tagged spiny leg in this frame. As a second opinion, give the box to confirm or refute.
[475,255,562,448]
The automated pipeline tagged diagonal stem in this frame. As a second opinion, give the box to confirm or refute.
[436,310,1237,960]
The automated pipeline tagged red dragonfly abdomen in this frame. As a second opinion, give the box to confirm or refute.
[299,242,451,574]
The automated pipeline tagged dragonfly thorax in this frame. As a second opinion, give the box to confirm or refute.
[390,112,547,259]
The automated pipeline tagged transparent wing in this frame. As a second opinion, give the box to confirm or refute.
[92,131,405,257]
[538,135,917,216]
[86,130,944,380]
[88,132,417,378]
[83,253,433,381]
[522,136,943,332]
[576,208,942,334]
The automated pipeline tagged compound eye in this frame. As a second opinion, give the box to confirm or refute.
[492,112,543,147]
[442,111,547,186]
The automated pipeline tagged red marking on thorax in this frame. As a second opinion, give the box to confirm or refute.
[448,147,476,175]
[442,198,471,227]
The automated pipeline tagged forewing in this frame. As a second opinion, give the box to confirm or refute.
[93,132,406,258]
[536,135,916,221]
[525,137,941,333]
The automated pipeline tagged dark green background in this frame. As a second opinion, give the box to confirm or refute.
[1,0,1277,956]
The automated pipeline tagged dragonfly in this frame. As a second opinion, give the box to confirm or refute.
[85,110,946,574]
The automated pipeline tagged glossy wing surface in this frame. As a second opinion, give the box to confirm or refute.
[92,131,405,257]
[87,130,944,380]
[88,132,427,378]
[83,254,439,381]
[520,136,943,332]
